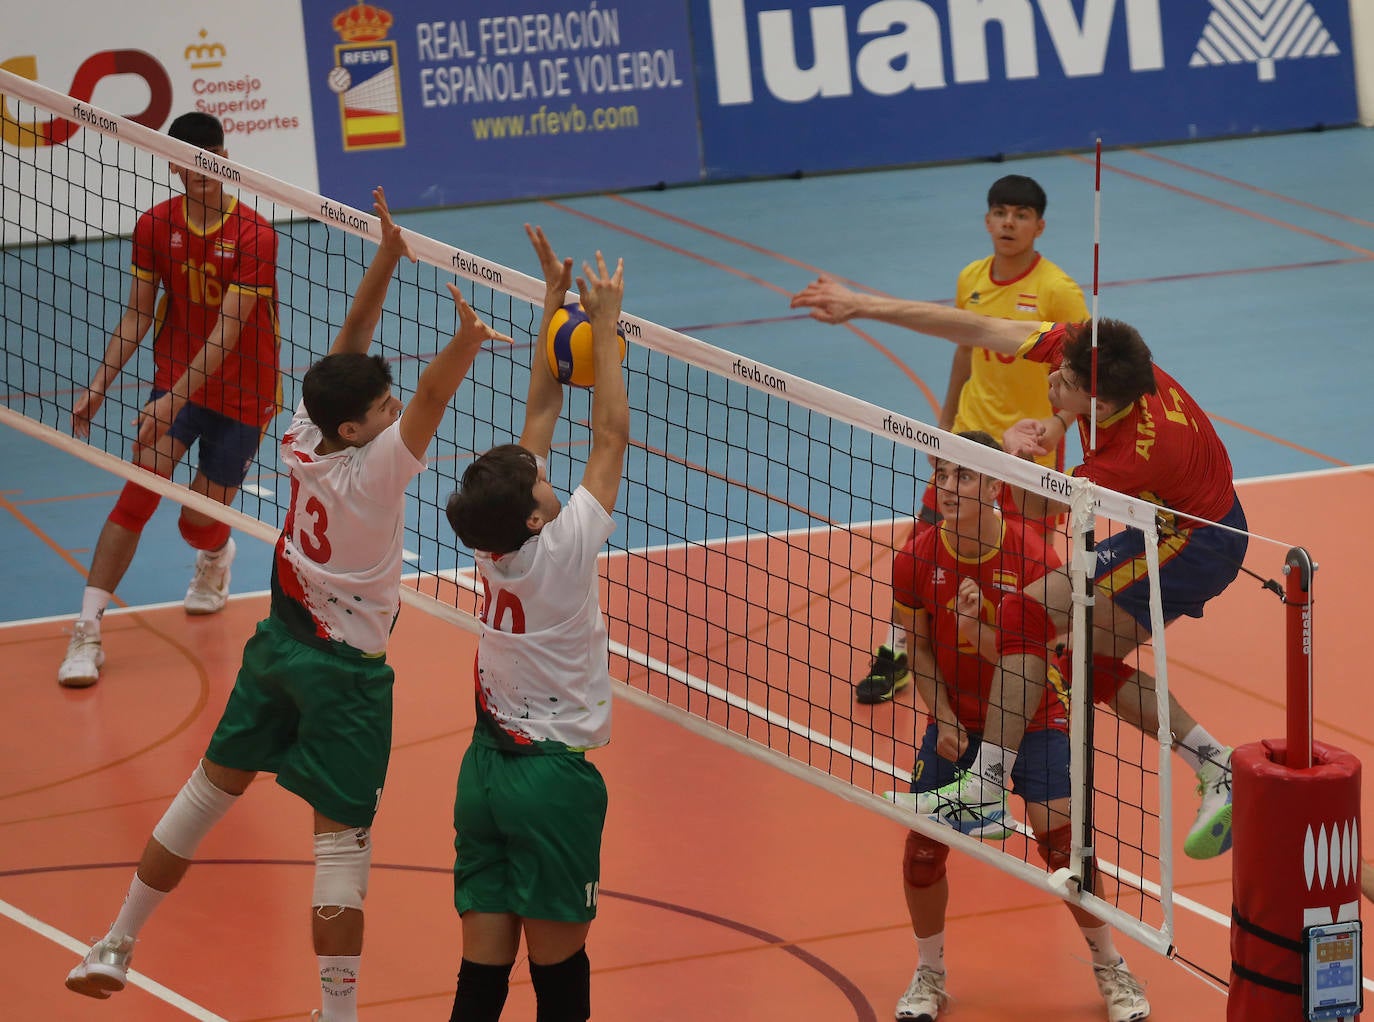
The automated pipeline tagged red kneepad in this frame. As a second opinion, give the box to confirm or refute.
[996,593,1055,658]
[108,482,162,532]
[178,513,231,551]
[903,831,950,888]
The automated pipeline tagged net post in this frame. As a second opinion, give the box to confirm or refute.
[1283,546,1316,770]
[1067,480,1098,896]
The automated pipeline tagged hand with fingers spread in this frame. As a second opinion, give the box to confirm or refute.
[1004,417,1050,460]
[444,283,513,351]
[525,223,574,315]
[373,185,415,263]
[577,250,625,334]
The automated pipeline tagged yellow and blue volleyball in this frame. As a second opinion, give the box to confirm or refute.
[544,302,626,388]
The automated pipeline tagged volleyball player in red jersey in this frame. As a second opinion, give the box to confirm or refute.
[886,431,1149,1022]
[58,112,280,688]
[791,280,1242,861]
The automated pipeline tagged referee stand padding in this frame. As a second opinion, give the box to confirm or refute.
[1229,739,1362,1020]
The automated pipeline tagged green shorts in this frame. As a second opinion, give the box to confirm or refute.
[453,732,608,923]
[205,616,394,828]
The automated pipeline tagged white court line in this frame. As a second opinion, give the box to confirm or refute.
[0,897,230,1021]
[1233,461,1374,486]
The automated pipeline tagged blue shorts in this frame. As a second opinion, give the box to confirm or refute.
[1095,495,1248,633]
[151,389,263,488]
[910,722,1070,805]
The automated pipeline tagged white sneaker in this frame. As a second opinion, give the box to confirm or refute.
[1093,958,1150,1021]
[57,620,105,688]
[885,771,1015,841]
[65,934,134,999]
[896,964,949,1021]
[184,537,235,615]
[1183,746,1234,859]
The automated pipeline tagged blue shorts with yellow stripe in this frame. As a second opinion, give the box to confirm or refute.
[1095,495,1248,633]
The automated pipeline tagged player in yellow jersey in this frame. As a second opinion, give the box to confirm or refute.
[856,175,1087,704]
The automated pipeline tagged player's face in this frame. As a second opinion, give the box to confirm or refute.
[529,462,562,528]
[172,145,228,204]
[349,387,402,446]
[932,461,991,526]
[984,203,1044,259]
[1048,364,1094,417]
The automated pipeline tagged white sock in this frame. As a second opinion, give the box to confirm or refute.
[1176,725,1226,774]
[80,587,112,626]
[1079,923,1120,966]
[109,873,168,941]
[887,624,908,658]
[318,955,361,1021]
[915,932,945,973]
[969,742,1015,795]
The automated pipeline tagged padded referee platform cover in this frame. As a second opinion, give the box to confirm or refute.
[1228,739,1362,1021]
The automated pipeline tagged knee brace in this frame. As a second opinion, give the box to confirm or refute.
[529,947,591,1022]
[108,481,162,533]
[449,958,513,1022]
[312,828,372,913]
[902,831,950,889]
[179,513,231,552]
[1035,823,1074,872]
[996,593,1057,658]
[1092,654,1135,706]
[152,762,240,860]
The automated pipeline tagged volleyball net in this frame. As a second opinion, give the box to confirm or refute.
[3,68,1289,958]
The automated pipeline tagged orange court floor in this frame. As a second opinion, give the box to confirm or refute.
[3,469,1373,1022]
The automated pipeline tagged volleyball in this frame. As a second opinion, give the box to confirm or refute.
[327,66,352,94]
[544,302,626,388]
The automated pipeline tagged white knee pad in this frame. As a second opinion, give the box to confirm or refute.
[312,828,372,912]
[152,763,239,860]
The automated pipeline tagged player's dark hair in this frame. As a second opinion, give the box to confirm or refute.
[987,175,1047,216]
[301,352,393,442]
[956,429,1002,453]
[1061,319,1157,408]
[446,444,540,555]
[167,112,224,150]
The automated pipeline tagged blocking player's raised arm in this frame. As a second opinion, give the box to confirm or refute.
[518,223,573,462]
[578,251,628,514]
[331,186,415,357]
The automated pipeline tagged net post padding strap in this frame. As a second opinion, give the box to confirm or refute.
[1228,739,1361,1021]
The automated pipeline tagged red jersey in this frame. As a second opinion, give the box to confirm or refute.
[133,195,280,427]
[893,518,1067,734]
[1020,323,1236,525]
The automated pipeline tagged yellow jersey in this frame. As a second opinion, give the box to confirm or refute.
[953,254,1087,468]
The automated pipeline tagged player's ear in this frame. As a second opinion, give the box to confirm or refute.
[525,509,547,533]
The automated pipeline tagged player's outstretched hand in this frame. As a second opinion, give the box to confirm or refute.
[444,283,512,349]
[1004,418,1050,460]
[790,276,859,324]
[374,186,415,262]
[577,251,624,331]
[525,223,574,312]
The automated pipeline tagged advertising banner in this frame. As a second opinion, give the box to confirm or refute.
[300,0,703,208]
[1,1,318,244]
[690,0,1360,179]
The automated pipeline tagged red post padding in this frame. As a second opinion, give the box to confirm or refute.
[1229,739,1362,1021]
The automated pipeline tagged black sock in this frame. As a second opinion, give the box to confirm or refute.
[530,946,591,1022]
[448,958,513,1022]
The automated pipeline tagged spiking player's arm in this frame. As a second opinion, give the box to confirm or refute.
[519,223,573,462]
[331,186,415,357]
[790,276,1032,356]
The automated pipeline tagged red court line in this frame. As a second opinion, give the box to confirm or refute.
[607,193,899,297]
[1211,415,1347,467]
[0,490,128,604]
[544,200,943,418]
[1128,148,1374,230]
[1072,153,1374,258]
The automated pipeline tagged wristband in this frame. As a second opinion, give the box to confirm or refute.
[1053,411,1072,429]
